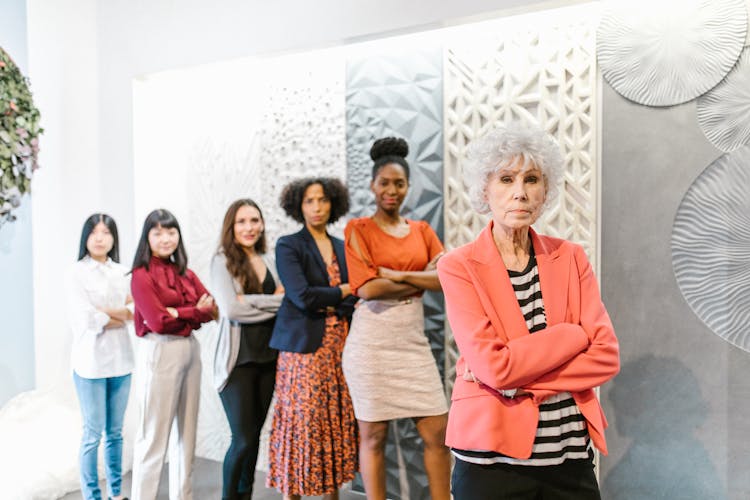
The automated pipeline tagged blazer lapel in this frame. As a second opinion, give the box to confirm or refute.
[531,228,568,326]
[300,227,328,279]
[469,223,529,341]
[332,238,347,282]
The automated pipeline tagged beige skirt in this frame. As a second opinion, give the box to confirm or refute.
[342,297,448,422]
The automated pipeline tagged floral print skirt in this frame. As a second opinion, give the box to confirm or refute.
[266,316,358,495]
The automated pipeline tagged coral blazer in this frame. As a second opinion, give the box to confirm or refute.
[437,223,620,459]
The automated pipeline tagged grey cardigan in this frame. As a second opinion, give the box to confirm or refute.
[210,252,283,392]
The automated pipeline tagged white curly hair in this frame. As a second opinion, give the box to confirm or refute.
[463,122,564,215]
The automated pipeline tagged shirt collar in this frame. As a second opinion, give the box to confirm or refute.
[82,254,113,269]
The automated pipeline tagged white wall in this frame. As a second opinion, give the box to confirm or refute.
[28,0,100,390]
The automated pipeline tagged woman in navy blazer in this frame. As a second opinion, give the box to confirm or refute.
[266,177,359,499]
[269,226,354,353]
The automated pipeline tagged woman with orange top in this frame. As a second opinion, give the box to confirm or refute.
[343,137,450,500]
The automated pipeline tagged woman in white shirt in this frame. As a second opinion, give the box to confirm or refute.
[67,214,134,500]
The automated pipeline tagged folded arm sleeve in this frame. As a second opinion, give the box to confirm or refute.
[131,268,192,335]
[344,220,379,294]
[438,252,589,390]
[66,268,110,338]
[522,246,620,401]
[210,254,280,323]
[420,222,445,260]
[175,270,216,324]
[276,238,343,311]
[240,294,283,313]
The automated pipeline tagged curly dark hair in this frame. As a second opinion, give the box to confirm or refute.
[280,177,350,224]
[370,136,410,180]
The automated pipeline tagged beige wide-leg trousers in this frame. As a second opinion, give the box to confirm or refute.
[131,334,201,500]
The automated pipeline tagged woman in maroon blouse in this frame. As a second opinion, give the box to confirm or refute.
[130,208,217,500]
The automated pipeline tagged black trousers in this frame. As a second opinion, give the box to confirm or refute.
[219,360,276,500]
[452,457,602,500]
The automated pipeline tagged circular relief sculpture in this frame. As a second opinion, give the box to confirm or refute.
[598,0,747,107]
[697,47,750,152]
[672,145,750,352]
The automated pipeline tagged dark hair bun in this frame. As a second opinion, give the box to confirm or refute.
[370,137,409,162]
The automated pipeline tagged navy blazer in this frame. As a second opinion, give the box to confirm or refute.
[270,226,357,353]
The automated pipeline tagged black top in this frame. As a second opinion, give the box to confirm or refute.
[235,270,278,365]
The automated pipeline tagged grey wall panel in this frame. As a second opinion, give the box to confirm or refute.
[346,48,444,500]
[345,50,444,232]
[600,81,750,499]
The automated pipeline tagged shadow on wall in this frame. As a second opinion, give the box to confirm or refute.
[602,355,725,499]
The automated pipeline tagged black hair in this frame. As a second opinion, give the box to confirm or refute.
[280,177,350,224]
[131,208,188,274]
[370,137,410,180]
[78,213,120,262]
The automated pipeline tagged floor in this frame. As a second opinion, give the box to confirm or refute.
[60,457,365,499]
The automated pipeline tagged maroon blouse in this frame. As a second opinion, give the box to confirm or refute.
[131,256,214,337]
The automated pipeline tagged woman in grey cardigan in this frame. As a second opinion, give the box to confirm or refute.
[211,199,283,500]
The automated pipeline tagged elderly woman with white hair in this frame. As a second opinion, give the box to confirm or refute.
[437,122,620,499]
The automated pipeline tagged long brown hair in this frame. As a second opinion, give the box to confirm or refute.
[220,199,267,293]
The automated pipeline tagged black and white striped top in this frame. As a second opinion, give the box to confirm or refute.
[452,248,592,466]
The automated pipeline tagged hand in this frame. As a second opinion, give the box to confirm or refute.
[196,293,214,309]
[236,294,246,304]
[105,318,126,329]
[98,306,131,322]
[274,285,285,295]
[463,367,530,398]
[378,266,403,282]
[166,307,179,318]
[339,283,351,298]
[425,251,445,271]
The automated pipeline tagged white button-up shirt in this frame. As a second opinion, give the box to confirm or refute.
[66,256,134,378]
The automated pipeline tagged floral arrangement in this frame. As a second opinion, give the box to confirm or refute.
[0,46,42,226]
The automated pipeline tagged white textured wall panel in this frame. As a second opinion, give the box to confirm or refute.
[134,51,346,463]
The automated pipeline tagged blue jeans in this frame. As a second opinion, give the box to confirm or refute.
[73,372,131,500]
